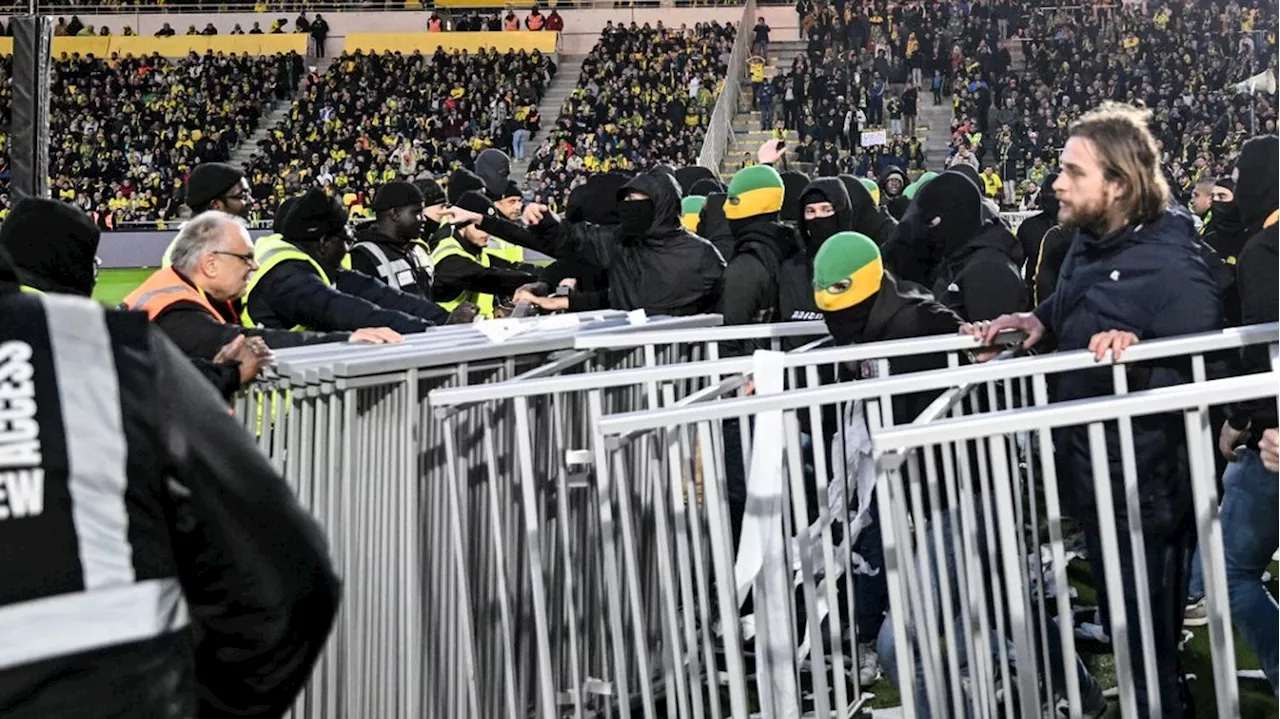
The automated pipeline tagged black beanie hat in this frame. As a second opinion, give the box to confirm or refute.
[272,196,301,235]
[282,189,348,241]
[185,162,245,210]
[372,180,425,212]
[0,198,100,296]
[448,168,486,205]
[501,181,523,201]
[689,177,726,197]
[415,178,447,207]
[452,190,498,227]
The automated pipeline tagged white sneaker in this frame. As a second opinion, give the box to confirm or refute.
[857,642,880,688]
[1184,597,1208,627]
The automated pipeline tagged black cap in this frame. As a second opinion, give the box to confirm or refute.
[272,196,301,235]
[500,181,522,201]
[282,189,348,241]
[372,180,425,212]
[448,168,485,205]
[0,198,100,296]
[185,162,245,210]
[452,190,497,226]
[415,178,446,207]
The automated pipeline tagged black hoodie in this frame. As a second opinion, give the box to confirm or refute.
[797,177,853,254]
[717,214,802,355]
[479,170,725,316]
[1227,134,1279,438]
[915,173,1027,321]
[698,192,736,260]
[839,173,898,246]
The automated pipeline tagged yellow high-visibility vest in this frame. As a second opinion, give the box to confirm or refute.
[240,235,332,330]
[431,235,496,318]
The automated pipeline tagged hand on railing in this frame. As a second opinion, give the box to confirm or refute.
[349,327,404,345]
[960,312,1045,351]
[1087,329,1139,361]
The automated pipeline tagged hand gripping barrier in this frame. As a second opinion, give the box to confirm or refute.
[591,323,1277,719]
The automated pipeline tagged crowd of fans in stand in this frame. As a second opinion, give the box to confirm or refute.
[42,11,329,41]
[943,0,1278,210]
[522,21,734,210]
[0,51,302,228]
[242,48,552,221]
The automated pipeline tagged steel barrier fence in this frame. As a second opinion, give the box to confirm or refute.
[245,314,1276,718]
[592,323,1278,719]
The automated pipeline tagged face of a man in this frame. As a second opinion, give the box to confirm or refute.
[461,223,489,248]
[393,202,425,239]
[495,196,522,221]
[204,224,258,302]
[424,202,449,225]
[213,178,254,219]
[803,201,835,220]
[1054,136,1122,233]
[1210,186,1235,203]
[1190,183,1214,216]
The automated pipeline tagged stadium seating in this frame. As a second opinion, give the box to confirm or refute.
[243,47,553,220]
[948,0,1278,207]
[523,22,735,210]
[0,51,304,227]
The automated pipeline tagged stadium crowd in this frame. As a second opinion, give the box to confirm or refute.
[0,50,303,227]
[523,21,735,210]
[242,47,553,221]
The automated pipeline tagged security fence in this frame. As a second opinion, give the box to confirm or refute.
[246,314,1278,718]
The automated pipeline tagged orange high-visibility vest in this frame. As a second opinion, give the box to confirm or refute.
[527,14,544,29]
[428,17,442,31]
[122,266,234,322]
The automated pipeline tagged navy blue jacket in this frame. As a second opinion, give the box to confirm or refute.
[1035,209,1222,534]
[246,259,448,333]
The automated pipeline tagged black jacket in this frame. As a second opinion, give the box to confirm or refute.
[699,192,737,261]
[350,226,434,299]
[244,243,447,333]
[481,172,725,316]
[1018,212,1072,308]
[431,228,539,305]
[0,290,338,718]
[717,219,801,355]
[1034,209,1222,534]
[932,220,1028,322]
[839,174,897,247]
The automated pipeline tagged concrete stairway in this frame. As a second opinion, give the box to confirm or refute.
[510,54,583,183]
[720,39,807,182]
[228,57,334,169]
[917,95,954,170]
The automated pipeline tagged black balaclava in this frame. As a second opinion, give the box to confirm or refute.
[1038,172,1061,221]
[618,199,655,237]
[728,211,781,239]
[798,179,854,257]
[780,171,811,226]
[1233,134,1279,231]
[913,173,983,258]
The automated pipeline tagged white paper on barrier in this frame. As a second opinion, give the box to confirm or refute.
[734,350,799,719]
[626,308,649,325]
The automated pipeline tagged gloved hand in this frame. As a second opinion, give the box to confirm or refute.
[446,302,480,324]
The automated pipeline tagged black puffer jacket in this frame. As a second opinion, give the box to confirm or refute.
[481,171,725,316]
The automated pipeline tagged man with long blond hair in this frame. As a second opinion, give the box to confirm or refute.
[971,102,1222,718]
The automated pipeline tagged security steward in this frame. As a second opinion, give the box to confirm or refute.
[243,188,468,333]
[431,190,539,318]
[125,211,401,367]
[350,181,435,298]
[0,247,340,717]
[163,162,253,267]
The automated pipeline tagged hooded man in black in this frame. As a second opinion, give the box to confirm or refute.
[698,191,735,260]
[839,173,898,246]
[780,169,812,227]
[911,172,1027,322]
[1017,172,1072,307]
[350,181,435,298]
[716,165,802,355]
[877,165,910,219]
[455,170,725,316]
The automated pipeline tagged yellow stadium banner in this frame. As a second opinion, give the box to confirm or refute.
[0,34,308,58]
[344,31,557,55]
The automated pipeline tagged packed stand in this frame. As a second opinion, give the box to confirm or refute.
[522,21,734,210]
[0,51,302,227]
[946,0,1278,209]
[243,47,553,221]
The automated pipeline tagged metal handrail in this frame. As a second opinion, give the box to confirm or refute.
[696,0,753,172]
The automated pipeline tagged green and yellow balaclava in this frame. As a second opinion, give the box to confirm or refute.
[859,177,882,206]
[681,195,707,233]
[813,231,884,312]
[724,165,785,220]
[904,171,939,200]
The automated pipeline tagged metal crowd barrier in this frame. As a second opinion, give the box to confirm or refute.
[591,323,1278,719]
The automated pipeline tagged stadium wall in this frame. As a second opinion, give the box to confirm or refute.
[46,6,800,56]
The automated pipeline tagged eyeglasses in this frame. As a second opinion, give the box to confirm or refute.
[212,250,257,266]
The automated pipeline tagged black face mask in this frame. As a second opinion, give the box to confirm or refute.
[821,296,878,345]
[804,215,844,253]
[618,199,654,238]
[1210,199,1244,239]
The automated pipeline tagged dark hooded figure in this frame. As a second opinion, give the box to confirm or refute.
[1017,172,1073,307]
[468,170,725,316]
[912,172,1027,321]
[473,148,512,200]
[839,173,898,246]
[945,164,1004,226]
[780,170,812,227]
[698,192,736,260]
[877,165,910,219]
[675,165,717,196]
[0,197,100,296]
[688,177,726,198]
[716,165,801,354]
[549,172,626,300]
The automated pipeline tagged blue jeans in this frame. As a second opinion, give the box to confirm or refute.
[877,513,1101,716]
[1188,544,1205,601]
[1221,449,1279,693]
[513,129,529,160]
